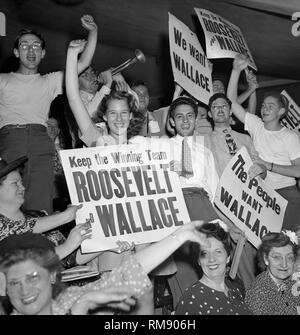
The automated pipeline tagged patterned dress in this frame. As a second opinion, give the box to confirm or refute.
[175,280,251,315]
[245,270,300,315]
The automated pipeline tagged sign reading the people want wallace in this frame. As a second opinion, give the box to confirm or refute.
[168,12,212,105]
[194,8,257,70]
[60,141,190,253]
[214,147,287,248]
[281,90,300,134]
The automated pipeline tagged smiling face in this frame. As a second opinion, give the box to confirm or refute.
[264,245,295,282]
[260,96,285,124]
[0,171,25,207]
[103,98,132,139]
[6,259,54,315]
[14,34,45,73]
[170,104,196,137]
[198,237,229,281]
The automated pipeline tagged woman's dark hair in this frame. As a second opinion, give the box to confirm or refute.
[0,248,65,299]
[192,222,232,263]
[97,90,145,139]
[14,29,46,50]
[257,232,298,271]
[168,96,198,120]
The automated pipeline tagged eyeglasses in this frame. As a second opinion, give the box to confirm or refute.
[269,254,295,265]
[19,42,42,51]
[211,104,230,112]
[7,271,41,294]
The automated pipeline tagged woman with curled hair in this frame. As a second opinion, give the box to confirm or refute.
[245,231,300,315]
[175,222,251,315]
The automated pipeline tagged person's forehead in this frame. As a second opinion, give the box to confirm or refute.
[107,98,129,109]
[19,34,42,44]
[211,98,228,106]
[270,245,293,255]
[201,236,225,251]
[263,96,278,105]
[133,85,148,95]
[174,104,195,115]
[7,259,43,279]
[213,80,224,87]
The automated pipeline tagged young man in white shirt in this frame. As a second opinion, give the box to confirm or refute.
[227,54,300,232]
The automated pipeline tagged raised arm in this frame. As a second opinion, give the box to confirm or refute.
[135,221,209,274]
[77,15,98,74]
[66,39,94,134]
[227,55,250,124]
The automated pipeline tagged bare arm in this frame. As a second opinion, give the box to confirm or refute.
[135,221,209,274]
[256,157,300,178]
[77,15,98,75]
[227,55,251,124]
[32,205,81,233]
[66,40,94,134]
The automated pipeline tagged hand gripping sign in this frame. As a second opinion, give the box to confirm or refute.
[59,139,190,253]
[195,8,257,71]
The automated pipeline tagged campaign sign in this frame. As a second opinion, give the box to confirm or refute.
[195,8,257,70]
[214,147,287,248]
[60,141,190,252]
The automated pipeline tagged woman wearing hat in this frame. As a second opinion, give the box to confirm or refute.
[0,221,209,315]
[0,155,90,261]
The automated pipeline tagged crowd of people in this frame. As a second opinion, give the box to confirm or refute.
[0,14,300,315]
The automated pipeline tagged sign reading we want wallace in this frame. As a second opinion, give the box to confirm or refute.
[168,12,212,105]
[60,141,190,253]
[195,8,257,71]
[214,147,287,248]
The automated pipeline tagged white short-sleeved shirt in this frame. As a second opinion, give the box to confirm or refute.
[0,71,63,127]
[245,113,300,189]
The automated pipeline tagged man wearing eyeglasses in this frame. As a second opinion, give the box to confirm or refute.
[204,93,266,290]
[0,15,98,215]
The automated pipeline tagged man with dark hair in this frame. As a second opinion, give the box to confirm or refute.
[227,54,300,232]
[205,92,266,289]
[0,15,98,214]
[131,82,168,137]
[163,96,221,307]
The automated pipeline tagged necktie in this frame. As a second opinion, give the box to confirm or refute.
[181,137,194,178]
[223,129,237,156]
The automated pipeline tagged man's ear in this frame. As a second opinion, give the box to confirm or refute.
[103,115,107,122]
[278,108,286,118]
[208,111,212,119]
[13,48,20,58]
[129,112,133,120]
[169,117,175,127]
[41,49,46,60]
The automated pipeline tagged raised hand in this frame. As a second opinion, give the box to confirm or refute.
[171,220,210,247]
[98,69,113,86]
[246,69,259,90]
[81,14,98,32]
[233,54,249,72]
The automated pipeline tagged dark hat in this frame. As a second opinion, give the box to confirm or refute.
[0,156,28,179]
[0,232,55,257]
